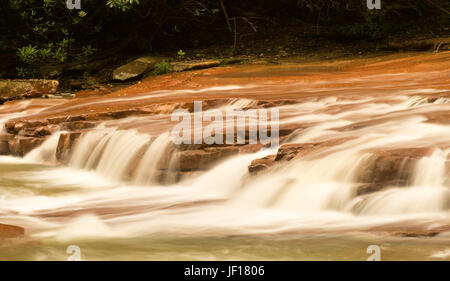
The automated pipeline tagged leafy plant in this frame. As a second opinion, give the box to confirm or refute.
[106,0,140,11]
[177,49,186,58]
[154,61,172,75]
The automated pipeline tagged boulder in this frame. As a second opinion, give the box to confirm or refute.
[112,56,165,81]
[0,223,24,238]
[0,79,59,103]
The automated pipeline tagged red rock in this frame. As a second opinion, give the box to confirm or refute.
[173,146,239,171]
[0,140,9,155]
[8,136,45,156]
[356,147,433,184]
[56,132,82,161]
[248,155,276,175]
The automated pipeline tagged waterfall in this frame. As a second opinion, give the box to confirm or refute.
[24,132,65,163]
[69,129,151,181]
[412,149,450,187]
[133,132,173,185]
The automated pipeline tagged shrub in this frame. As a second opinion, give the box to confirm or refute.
[154,61,172,75]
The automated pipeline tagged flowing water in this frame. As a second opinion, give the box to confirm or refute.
[1,57,450,260]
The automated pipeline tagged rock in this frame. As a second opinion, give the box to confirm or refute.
[356,147,433,185]
[0,134,13,154]
[112,56,164,81]
[0,79,59,103]
[8,136,45,156]
[385,37,450,51]
[34,125,59,137]
[5,120,50,134]
[247,137,357,175]
[56,132,82,161]
[0,140,9,155]
[248,155,276,175]
[170,60,221,72]
[173,146,239,171]
[61,121,97,131]
[0,223,24,238]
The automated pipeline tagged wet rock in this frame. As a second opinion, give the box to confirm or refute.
[356,147,432,185]
[248,155,276,175]
[0,79,59,103]
[173,146,239,171]
[112,56,165,81]
[35,125,59,136]
[97,109,149,119]
[170,60,221,72]
[61,121,97,131]
[8,136,45,156]
[56,132,82,161]
[5,120,50,134]
[0,224,24,238]
[247,137,356,175]
[0,141,9,155]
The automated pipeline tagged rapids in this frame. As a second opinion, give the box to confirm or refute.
[0,53,450,260]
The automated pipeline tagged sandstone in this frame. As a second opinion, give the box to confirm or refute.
[356,147,432,185]
[0,140,9,154]
[170,60,221,72]
[56,132,82,161]
[173,146,239,171]
[8,136,45,156]
[5,120,50,135]
[61,121,97,131]
[0,79,59,103]
[248,155,276,175]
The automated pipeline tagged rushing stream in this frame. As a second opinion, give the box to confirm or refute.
[1,55,450,260]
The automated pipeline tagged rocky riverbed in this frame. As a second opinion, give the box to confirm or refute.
[0,51,450,260]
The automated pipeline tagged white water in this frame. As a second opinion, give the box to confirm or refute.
[0,90,449,258]
[134,132,172,185]
[25,131,65,163]
[69,128,151,181]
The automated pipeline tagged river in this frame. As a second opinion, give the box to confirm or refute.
[0,52,449,260]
